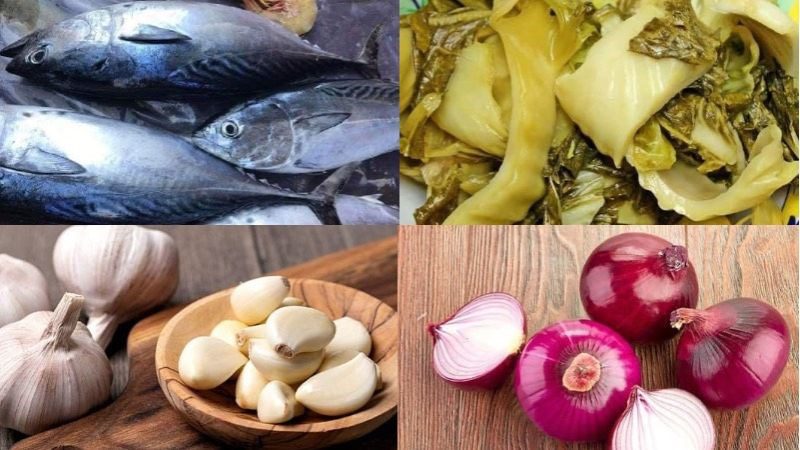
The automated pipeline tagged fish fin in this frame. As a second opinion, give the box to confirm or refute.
[295,113,350,135]
[1,147,85,175]
[310,162,359,198]
[0,34,35,57]
[356,25,382,78]
[119,25,192,43]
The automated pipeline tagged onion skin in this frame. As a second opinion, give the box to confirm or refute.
[514,319,641,442]
[580,233,699,343]
[609,387,715,450]
[428,292,526,390]
[672,298,790,409]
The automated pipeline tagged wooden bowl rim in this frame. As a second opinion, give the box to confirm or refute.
[154,278,398,435]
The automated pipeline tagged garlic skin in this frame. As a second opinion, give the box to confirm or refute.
[265,306,335,358]
[179,336,247,390]
[0,293,112,434]
[53,225,179,349]
[318,349,360,372]
[211,319,248,350]
[249,338,323,384]
[257,381,304,424]
[325,317,372,357]
[281,297,306,307]
[230,276,289,325]
[295,352,378,416]
[0,254,49,327]
[236,361,269,410]
[236,324,268,356]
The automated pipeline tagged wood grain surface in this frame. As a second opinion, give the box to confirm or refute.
[0,225,397,450]
[398,225,798,450]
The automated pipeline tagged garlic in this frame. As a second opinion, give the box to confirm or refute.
[211,319,248,350]
[257,381,304,424]
[179,336,247,390]
[281,297,306,307]
[0,254,49,327]
[318,349,360,372]
[236,324,268,355]
[265,306,335,358]
[249,338,323,384]
[0,293,112,434]
[236,361,269,410]
[230,276,289,325]
[295,353,378,417]
[52,225,179,349]
[325,317,372,357]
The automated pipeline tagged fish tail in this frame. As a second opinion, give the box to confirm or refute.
[355,25,382,79]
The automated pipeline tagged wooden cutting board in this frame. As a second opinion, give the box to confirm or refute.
[15,237,397,450]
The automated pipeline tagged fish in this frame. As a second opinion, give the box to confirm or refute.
[0,105,324,224]
[0,1,376,99]
[205,204,323,225]
[334,194,397,224]
[193,79,398,174]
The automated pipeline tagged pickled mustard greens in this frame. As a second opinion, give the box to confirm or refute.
[401,0,799,224]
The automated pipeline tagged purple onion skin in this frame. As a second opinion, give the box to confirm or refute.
[675,298,790,409]
[580,233,699,343]
[515,319,641,442]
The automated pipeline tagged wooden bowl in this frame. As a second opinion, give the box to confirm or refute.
[155,278,398,449]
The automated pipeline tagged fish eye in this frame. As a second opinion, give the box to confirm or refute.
[221,120,242,138]
[27,47,48,65]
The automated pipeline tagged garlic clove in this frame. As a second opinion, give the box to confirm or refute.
[211,319,248,350]
[236,323,268,356]
[318,349,360,372]
[265,306,335,358]
[295,352,378,416]
[230,276,289,325]
[236,361,269,410]
[0,254,50,328]
[281,296,306,307]
[249,338,323,384]
[325,317,372,357]
[257,381,304,424]
[179,336,247,390]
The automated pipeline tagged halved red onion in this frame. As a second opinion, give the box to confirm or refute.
[610,387,715,450]
[672,297,790,409]
[428,292,525,390]
[580,232,699,343]
[515,319,641,442]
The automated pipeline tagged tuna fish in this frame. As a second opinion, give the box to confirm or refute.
[193,79,398,173]
[0,1,375,98]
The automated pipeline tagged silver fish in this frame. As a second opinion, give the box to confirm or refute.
[0,1,374,98]
[193,79,398,174]
[0,105,320,224]
[334,194,397,224]
[205,204,323,225]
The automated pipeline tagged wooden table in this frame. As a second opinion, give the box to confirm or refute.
[399,225,798,450]
[0,225,397,450]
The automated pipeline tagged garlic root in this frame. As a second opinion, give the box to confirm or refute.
[179,336,247,390]
[249,338,323,384]
[211,319,248,350]
[265,306,335,358]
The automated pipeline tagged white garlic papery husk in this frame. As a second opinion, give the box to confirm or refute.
[0,254,50,327]
[53,225,179,349]
[0,293,112,434]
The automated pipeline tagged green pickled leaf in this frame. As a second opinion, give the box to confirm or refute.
[630,119,677,171]
[629,0,719,65]
[765,66,799,157]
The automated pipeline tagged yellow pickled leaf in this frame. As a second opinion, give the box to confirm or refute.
[400,27,416,113]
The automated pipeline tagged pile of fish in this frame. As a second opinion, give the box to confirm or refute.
[0,0,398,224]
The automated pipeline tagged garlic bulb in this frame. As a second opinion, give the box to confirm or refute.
[0,293,112,434]
[230,276,288,325]
[265,306,335,358]
[53,226,179,349]
[0,254,49,327]
[211,319,248,350]
[295,352,378,416]
[257,381,304,424]
[179,336,247,390]
[236,361,269,410]
[249,338,323,384]
[325,317,372,357]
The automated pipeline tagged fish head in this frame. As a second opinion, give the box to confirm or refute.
[193,101,295,171]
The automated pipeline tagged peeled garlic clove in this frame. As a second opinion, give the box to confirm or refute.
[0,293,112,435]
[236,324,268,355]
[0,254,49,327]
[257,380,303,424]
[318,349,360,372]
[211,319,248,349]
[281,297,306,307]
[249,338,323,384]
[236,361,269,410]
[179,336,247,390]
[266,306,335,358]
[230,276,289,325]
[296,353,378,416]
[53,225,179,349]
[243,0,318,35]
[325,317,372,357]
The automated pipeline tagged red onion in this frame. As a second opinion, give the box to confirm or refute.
[580,232,699,343]
[672,297,790,409]
[610,387,715,450]
[428,292,526,390]
[514,319,641,442]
